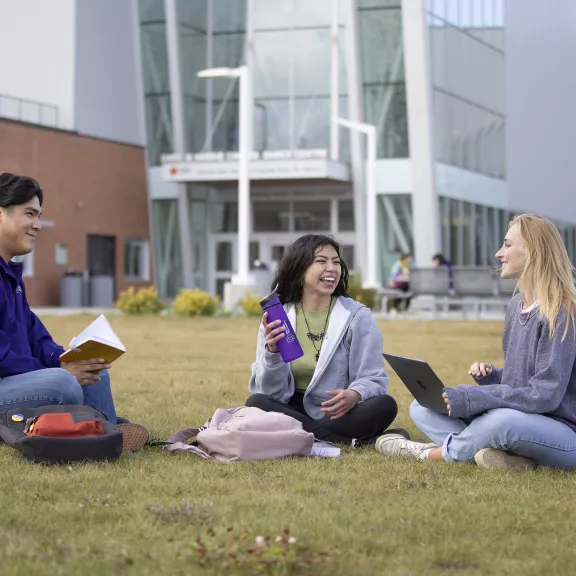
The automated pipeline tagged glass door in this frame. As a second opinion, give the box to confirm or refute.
[209,234,236,298]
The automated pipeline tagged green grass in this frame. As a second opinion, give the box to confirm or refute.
[1,315,575,576]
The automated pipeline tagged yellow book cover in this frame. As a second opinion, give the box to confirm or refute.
[59,315,126,364]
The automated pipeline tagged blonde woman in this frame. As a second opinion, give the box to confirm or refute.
[377,214,576,470]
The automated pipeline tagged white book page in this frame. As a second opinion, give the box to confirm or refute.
[310,441,341,458]
[70,315,126,351]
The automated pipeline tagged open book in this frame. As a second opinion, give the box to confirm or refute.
[59,315,126,364]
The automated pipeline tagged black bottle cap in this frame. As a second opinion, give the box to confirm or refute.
[259,291,280,307]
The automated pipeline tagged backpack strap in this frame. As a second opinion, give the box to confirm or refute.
[162,427,210,459]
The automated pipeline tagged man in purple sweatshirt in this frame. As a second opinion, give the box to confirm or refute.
[0,173,148,451]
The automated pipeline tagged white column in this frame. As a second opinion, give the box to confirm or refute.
[165,0,195,288]
[343,0,367,281]
[365,125,379,287]
[330,0,340,161]
[232,65,253,285]
[401,0,440,266]
[206,0,214,150]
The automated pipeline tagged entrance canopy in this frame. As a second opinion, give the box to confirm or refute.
[161,149,350,183]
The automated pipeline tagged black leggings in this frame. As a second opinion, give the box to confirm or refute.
[246,392,398,444]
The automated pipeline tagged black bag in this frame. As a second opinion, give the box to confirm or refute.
[0,405,123,464]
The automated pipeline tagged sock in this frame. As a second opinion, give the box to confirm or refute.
[420,446,435,460]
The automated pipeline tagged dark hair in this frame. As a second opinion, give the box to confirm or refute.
[0,173,44,207]
[272,234,350,304]
[400,252,413,261]
[432,253,449,265]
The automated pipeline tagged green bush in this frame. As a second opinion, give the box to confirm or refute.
[240,293,262,317]
[173,288,219,317]
[347,273,377,310]
[115,286,165,315]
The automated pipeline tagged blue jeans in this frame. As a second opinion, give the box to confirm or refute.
[410,399,576,470]
[0,368,117,424]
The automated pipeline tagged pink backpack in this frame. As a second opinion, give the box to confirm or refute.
[163,407,315,462]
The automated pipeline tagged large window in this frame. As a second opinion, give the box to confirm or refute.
[11,254,34,278]
[338,200,355,232]
[294,201,331,232]
[152,199,181,298]
[253,201,290,232]
[438,196,510,267]
[139,0,173,165]
[252,0,347,154]
[359,2,409,158]
[428,1,506,178]
[125,239,151,281]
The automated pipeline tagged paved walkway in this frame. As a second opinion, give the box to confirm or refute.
[32,306,505,322]
[32,307,120,316]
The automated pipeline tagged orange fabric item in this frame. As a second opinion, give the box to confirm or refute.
[25,413,104,438]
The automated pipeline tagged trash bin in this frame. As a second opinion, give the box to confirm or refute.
[89,275,114,308]
[60,270,84,307]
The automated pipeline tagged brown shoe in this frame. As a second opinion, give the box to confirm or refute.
[118,423,150,452]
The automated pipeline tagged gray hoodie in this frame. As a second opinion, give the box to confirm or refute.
[445,294,576,429]
[249,296,389,420]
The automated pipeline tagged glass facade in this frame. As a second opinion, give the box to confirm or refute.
[427,0,506,178]
[141,0,576,298]
[377,194,413,282]
[252,0,347,154]
[152,199,181,298]
[139,0,173,166]
[359,1,409,158]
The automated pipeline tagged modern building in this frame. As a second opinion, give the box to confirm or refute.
[0,0,151,306]
[3,0,575,305]
[141,0,576,301]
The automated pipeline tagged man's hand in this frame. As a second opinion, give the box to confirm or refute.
[61,358,110,386]
[320,389,361,420]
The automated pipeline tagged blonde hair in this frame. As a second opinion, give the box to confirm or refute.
[512,214,576,339]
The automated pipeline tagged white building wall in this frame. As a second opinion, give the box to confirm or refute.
[506,0,576,223]
[0,0,76,130]
[0,0,145,146]
[74,0,145,146]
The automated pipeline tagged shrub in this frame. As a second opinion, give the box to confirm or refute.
[240,293,262,317]
[115,286,165,315]
[173,288,219,317]
[347,273,377,310]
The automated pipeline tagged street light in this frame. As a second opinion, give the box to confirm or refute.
[332,117,380,289]
[198,66,253,287]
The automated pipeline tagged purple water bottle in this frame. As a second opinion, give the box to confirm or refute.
[260,292,304,363]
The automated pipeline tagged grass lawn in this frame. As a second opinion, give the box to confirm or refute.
[1,315,575,576]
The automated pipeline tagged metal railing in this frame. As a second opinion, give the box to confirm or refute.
[0,93,59,128]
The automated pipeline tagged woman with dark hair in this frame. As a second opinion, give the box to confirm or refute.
[246,234,405,446]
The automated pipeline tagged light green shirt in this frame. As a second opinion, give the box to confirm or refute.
[291,305,333,392]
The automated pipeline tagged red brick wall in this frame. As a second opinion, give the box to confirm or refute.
[0,119,152,306]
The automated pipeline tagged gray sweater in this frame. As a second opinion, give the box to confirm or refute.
[248,296,389,420]
[445,294,576,428]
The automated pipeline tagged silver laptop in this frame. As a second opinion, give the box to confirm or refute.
[383,353,449,414]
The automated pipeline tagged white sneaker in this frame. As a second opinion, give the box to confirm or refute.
[475,448,536,471]
[375,434,437,461]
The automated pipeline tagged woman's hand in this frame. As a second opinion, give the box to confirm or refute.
[262,312,285,353]
[442,391,451,412]
[321,389,361,420]
[468,362,493,378]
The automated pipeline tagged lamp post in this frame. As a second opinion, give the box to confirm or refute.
[332,117,380,289]
[198,66,254,288]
